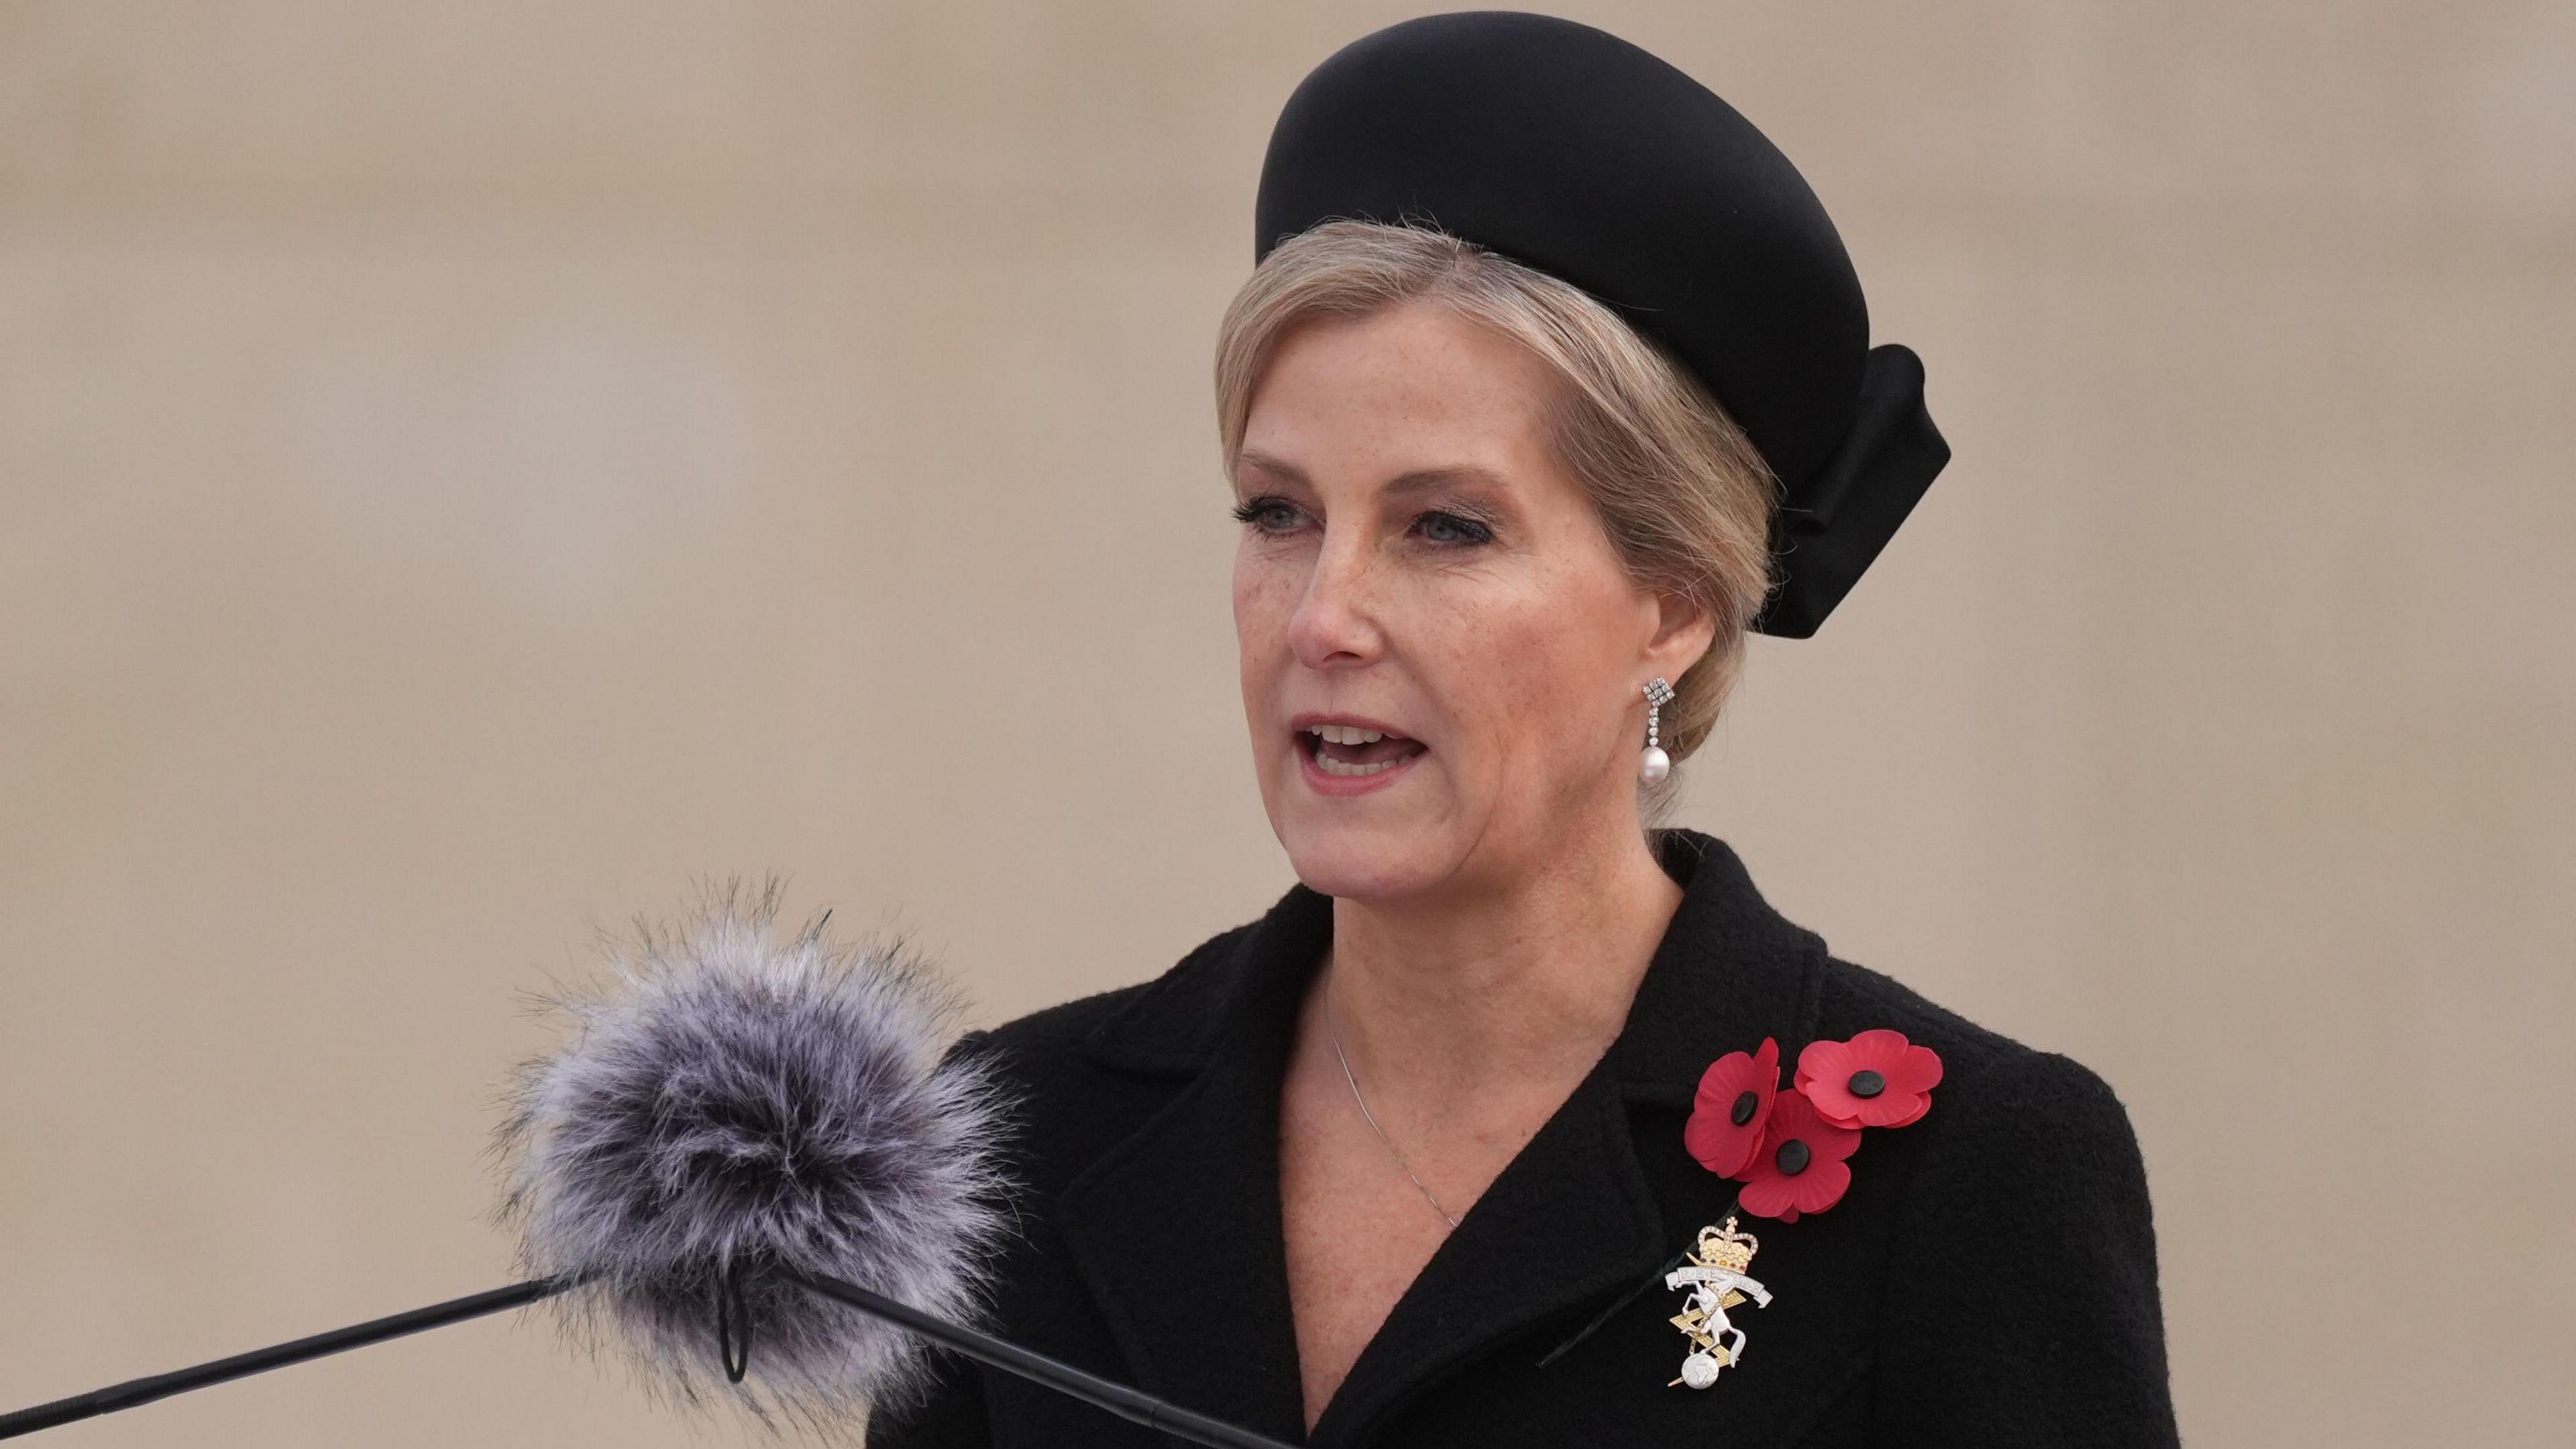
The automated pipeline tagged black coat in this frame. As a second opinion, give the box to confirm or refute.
[867,829,2179,1448]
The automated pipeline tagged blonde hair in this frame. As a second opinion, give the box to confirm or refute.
[1214,220,1777,810]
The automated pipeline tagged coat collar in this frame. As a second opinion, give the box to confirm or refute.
[1053,830,1829,1446]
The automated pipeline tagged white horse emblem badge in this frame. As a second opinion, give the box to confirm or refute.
[1664,1218,1771,1389]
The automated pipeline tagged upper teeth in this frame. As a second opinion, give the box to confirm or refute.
[1309,724,1386,745]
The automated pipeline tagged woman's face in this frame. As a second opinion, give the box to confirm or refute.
[1231,301,1712,901]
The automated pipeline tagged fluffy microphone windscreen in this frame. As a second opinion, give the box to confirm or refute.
[496,880,1010,1431]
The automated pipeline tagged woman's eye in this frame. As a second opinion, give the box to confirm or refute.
[1230,497,1305,534]
[1414,510,1494,547]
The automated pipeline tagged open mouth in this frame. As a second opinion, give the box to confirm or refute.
[1299,722,1430,779]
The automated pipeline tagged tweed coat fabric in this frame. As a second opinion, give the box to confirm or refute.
[865,829,2180,1447]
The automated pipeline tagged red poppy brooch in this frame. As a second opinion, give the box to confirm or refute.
[1659,1029,1943,1389]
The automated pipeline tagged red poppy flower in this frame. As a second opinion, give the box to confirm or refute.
[1796,1028,1943,1130]
[1731,1091,1862,1222]
[1683,1037,1778,1177]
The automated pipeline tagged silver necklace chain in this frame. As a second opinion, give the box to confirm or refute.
[1324,971,1461,1229]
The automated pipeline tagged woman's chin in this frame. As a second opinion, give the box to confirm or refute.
[1273,815,1462,902]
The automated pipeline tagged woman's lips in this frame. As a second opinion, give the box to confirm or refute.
[1295,727,1428,796]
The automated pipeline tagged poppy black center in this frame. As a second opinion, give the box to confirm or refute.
[1774,1138,1812,1175]
[1847,1069,1886,1098]
[1729,1089,1760,1126]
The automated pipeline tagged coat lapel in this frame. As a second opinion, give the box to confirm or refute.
[1304,1057,1670,1447]
[1051,885,1330,1444]
[1051,830,1835,1448]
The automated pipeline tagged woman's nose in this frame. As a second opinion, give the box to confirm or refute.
[1285,529,1383,670]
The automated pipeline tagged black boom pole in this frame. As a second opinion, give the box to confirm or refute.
[1,1271,1295,1449]
[0,1277,576,1439]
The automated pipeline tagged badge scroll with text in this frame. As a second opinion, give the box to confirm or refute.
[1662,1218,1771,1389]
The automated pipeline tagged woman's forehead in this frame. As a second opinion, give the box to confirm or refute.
[1238,306,1566,486]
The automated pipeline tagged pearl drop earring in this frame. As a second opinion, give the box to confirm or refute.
[1640,677,1674,784]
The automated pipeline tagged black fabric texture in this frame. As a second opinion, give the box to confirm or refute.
[863,829,2180,1448]
[1251,11,1949,638]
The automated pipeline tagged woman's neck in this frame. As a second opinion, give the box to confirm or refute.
[1320,820,1684,1118]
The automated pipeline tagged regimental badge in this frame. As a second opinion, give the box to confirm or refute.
[1663,1218,1772,1389]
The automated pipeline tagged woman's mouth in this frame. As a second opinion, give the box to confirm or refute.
[1299,722,1429,783]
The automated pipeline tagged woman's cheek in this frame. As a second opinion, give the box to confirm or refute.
[1498,592,1610,765]
[1230,556,1297,655]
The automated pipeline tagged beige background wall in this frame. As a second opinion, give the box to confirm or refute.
[4,3,2570,1444]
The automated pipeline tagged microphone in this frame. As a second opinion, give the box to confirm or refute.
[1,881,1293,1449]
[496,881,1008,1428]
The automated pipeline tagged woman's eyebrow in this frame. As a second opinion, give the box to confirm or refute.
[1235,453,1513,501]
[1235,449,1309,487]
[1382,466,1510,498]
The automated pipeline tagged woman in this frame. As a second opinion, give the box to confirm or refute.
[871,14,2176,1448]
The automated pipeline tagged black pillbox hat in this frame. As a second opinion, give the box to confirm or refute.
[1254,11,1949,637]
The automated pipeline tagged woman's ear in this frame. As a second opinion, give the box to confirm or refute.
[1643,590,1718,684]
